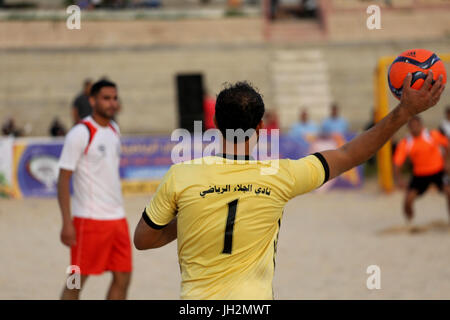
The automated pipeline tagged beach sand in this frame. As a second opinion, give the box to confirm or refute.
[1,181,449,300]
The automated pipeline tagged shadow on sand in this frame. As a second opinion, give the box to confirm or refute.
[378,220,450,236]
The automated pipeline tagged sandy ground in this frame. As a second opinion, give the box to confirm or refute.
[1,180,450,300]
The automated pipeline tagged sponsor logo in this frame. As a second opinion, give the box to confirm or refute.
[27,155,59,190]
[406,51,416,58]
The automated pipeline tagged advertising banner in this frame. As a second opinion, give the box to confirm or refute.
[13,138,64,198]
[120,136,177,195]
[11,134,363,198]
[0,137,14,198]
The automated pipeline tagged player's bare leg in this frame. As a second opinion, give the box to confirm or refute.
[404,189,418,223]
[107,271,131,300]
[444,185,450,224]
[60,275,88,300]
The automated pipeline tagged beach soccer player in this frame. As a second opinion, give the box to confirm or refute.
[57,80,132,300]
[134,72,444,299]
[394,116,450,223]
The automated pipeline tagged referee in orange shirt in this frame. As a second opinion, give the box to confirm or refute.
[394,116,450,223]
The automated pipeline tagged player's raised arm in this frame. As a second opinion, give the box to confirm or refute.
[320,71,445,181]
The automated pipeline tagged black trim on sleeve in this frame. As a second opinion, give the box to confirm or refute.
[216,153,254,161]
[142,209,168,230]
[312,152,330,184]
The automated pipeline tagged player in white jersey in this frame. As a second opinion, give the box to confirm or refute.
[57,80,132,300]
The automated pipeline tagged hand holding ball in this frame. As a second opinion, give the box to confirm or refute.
[388,49,447,100]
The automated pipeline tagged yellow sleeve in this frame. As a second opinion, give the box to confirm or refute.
[288,153,328,198]
[144,165,178,229]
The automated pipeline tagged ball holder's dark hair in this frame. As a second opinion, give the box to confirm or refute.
[215,81,265,140]
[90,79,117,97]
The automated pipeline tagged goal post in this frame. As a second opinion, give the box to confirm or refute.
[374,53,450,193]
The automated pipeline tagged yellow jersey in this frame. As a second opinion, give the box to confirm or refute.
[143,153,328,300]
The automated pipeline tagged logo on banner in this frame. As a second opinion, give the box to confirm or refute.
[0,138,14,198]
[27,155,59,190]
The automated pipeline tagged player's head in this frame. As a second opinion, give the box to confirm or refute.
[300,109,308,123]
[331,103,339,118]
[445,105,450,121]
[214,81,265,142]
[407,116,423,137]
[89,80,119,120]
[264,110,277,124]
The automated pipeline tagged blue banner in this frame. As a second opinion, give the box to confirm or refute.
[12,134,363,198]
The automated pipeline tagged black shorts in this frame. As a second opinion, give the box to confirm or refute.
[408,171,446,195]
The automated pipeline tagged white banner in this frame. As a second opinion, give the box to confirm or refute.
[0,137,14,197]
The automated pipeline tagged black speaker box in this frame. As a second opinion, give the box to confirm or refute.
[176,73,205,132]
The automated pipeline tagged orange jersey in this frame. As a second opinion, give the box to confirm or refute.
[394,129,448,176]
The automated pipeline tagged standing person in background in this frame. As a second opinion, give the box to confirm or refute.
[269,0,278,20]
[321,103,349,136]
[439,106,450,138]
[49,117,67,137]
[301,0,317,18]
[203,89,216,130]
[2,117,23,137]
[72,79,93,125]
[263,110,279,135]
[289,108,319,140]
[58,80,132,300]
[393,116,450,224]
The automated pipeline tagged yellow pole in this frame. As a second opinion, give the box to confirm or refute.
[439,54,450,61]
[375,56,395,193]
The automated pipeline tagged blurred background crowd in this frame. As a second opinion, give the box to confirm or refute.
[1,0,450,178]
[1,0,450,300]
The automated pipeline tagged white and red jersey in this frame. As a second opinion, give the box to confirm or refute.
[58,116,125,220]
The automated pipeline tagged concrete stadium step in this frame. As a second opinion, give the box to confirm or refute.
[273,81,330,91]
[279,108,329,124]
[267,20,325,43]
[271,62,328,73]
[276,91,331,100]
[279,104,330,116]
[275,96,332,106]
[271,49,332,130]
[274,49,324,61]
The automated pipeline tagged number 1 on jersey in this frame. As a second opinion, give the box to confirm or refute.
[222,199,238,254]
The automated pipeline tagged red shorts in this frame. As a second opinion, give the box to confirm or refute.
[71,217,132,275]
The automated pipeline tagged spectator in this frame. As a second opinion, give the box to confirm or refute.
[269,0,278,20]
[439,105,450,139]
[321,103,349,135]
[289,108,319,139]
[72,79,93,125]
[49,117,67,137]
[203,89,216,131]
[2,117,23,137]
[263,110,280,135]
[301,0,317,18]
